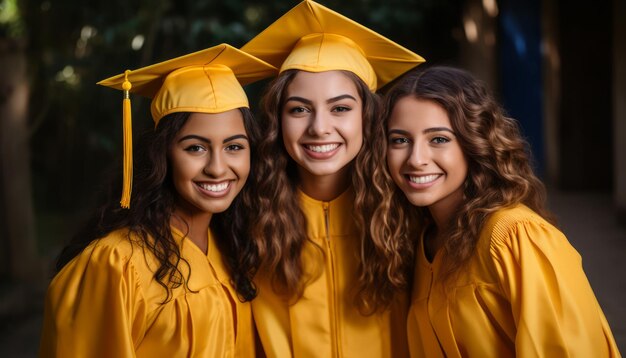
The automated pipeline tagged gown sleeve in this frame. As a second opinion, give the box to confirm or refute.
[40,237,147,358]
[489,216,620,357]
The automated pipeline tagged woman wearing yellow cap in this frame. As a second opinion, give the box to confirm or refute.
[39,44,276,357]
[241,1,424,357]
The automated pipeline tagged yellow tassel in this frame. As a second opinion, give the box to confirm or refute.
[120,70,133,208]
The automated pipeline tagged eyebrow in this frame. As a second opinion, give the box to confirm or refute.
[387,129,411,136]
[327,94,357,103]
[223,134,249,143]
[178,134,249,144]
[387,127,456,136]
[285,96,312,105]
[284,94,358,105]
[424,127,455,135]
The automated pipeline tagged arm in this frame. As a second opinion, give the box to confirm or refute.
[40,238,146,357]
[490,217,620,357]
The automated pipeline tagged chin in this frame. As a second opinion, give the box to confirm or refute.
[195,198,236,215]
[404,194,434,208]
[304,161,352,177]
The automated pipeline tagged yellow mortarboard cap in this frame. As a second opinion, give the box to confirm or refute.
[241,0,425,91]
[97,43,277,208]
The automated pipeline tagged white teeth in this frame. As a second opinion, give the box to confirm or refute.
[199,182,229,192]
[409,174,440,184]
[306,143,339,153]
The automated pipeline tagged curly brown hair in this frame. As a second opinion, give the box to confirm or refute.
[251,69,414,313]
[383,66,554,281]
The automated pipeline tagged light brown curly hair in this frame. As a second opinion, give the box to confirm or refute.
[250,69,416,313]
[383,66,554,281]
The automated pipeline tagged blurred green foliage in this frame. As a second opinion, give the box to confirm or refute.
[9,0,462,248]
[0,0,25,37]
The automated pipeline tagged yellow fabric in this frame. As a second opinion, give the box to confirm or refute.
[240,0,425,91]
[40,227,254,357]
[407,205,621,357]
[97,43,276,124]
[252,189,409,357]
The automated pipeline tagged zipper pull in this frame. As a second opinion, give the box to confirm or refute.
[323,202,330,241]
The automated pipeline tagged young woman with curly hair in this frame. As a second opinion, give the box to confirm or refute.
[239,1,424,356]
[39,45,276,357]
[384,66,619,357]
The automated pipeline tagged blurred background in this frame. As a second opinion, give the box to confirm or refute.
[1,0,624,355]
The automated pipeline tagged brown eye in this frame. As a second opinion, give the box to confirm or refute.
[225,144,245,152]
[332,105,351,112]
[184,144,206,152]
[431,137,450,144]
[288,106,309,114]
[390,137,410,144]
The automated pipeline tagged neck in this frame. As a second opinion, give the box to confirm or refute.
[427,186,464,229]
[426,187,464,257]
[297,165,351,201]
[171,207,212,254]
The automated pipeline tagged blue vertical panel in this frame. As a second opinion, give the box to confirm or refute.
[499,0,544,175]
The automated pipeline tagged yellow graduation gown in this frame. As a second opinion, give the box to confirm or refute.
[252,189,409,358]
[40,227,255,358]
[407,204,620,357]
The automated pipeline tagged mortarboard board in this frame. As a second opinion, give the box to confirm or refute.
[98,43,277,208]
[241,0,425,91]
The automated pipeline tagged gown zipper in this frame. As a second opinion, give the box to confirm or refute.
[323,202,340,357]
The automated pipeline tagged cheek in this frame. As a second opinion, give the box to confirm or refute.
[171,152,207,182]
[456,157,469,180]
[170,153,188,180]
[386,150,404,176]
[445,149,468,176]
[281,118,299,145]
[343,113,364,145]
[234,154,251,181]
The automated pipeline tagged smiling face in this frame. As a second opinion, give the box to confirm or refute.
[386,97,468,222]
[169,110,250,220]
[281,70,363,185]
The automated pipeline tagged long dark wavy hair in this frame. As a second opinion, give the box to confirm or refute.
[56,109,261,302]
[250,69,415,313]
[383,66,554,282]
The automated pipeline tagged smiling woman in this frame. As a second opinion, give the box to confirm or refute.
[387,97,468,236]
[384,65,620,357]
[239,1,425,356]
[169,111,251,252]
[39,44,276,357]
[280,70,364,200]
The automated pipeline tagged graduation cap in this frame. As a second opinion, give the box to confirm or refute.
[98,43,277,208]
[241,0,425,91]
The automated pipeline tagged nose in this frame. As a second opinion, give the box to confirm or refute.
[203,151,227,177]
[307,111,331,136]
[407,141,429,167]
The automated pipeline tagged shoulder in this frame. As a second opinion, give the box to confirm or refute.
[480,205,577,261]
[483,205,555,240]
[46,229,149,305]
[81,229,139,266]
[54,229,149,282]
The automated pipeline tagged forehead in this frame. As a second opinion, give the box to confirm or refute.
[285,70,360,98]
[178,110,246,136]
[388,97,451,129]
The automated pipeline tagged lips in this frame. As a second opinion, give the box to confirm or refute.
[408,174,441,184]
[304,143,340,153]
[198,182,229,192]
[302,143,341,159]
[195,180,232,197]
[404,173,442,189]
